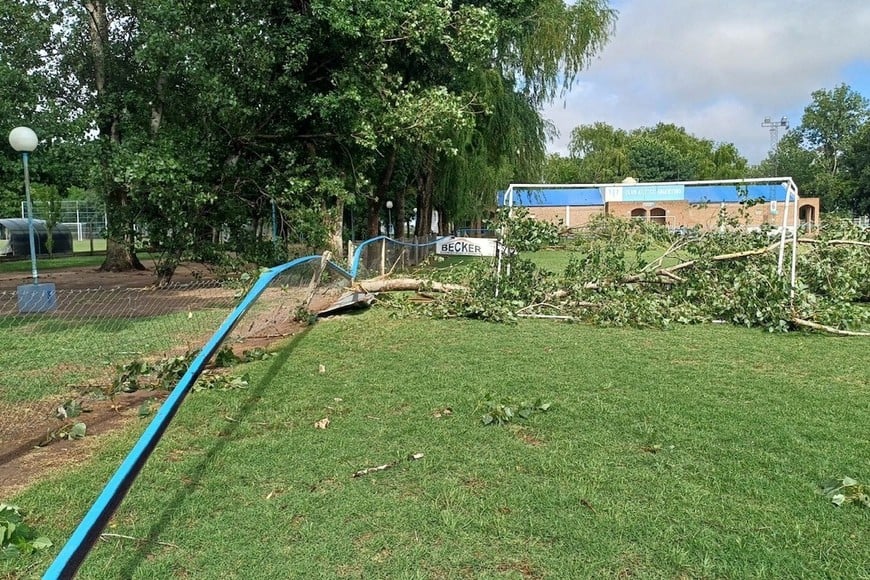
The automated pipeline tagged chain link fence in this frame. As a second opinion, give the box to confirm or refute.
[0,237,448,492]
[0,281,228,461]
[347,235,439,279]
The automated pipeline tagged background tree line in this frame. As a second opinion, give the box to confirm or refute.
[545,83,870,217]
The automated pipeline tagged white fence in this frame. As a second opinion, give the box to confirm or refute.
[21,200,108,241]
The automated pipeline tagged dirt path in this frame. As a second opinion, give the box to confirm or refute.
[0,259,215,292]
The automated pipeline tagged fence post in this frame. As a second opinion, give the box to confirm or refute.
[380,238,386,276]
[347,241,354,269]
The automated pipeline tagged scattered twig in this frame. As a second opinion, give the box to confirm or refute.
[353,462,395,478]
[352,452,424,478]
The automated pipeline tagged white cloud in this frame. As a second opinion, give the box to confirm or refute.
[543,0,870,163]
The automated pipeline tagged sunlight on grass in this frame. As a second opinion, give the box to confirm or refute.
[6,312,869,578]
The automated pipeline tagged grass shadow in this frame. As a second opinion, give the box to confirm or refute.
[112,328,311,577]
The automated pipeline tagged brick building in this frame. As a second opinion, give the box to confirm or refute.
[498,180,820,232]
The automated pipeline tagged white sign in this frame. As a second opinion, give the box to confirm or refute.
[603,184,685,203]
[436,236,499,257]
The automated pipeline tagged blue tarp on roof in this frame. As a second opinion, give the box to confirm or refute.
[497,183,789,207]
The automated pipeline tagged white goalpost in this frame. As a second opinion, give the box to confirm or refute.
[501,177,803,293]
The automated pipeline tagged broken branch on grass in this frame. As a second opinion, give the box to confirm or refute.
[792,318,870,337]
[355,278,467,293]
[797,238,870,248]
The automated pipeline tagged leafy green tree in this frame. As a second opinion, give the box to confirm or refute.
[566,122,746,184]
[800,83,869,175]
[758,84,869,214]
[14,0,618,275]
[542,154,584,183]
[842,122,870,215]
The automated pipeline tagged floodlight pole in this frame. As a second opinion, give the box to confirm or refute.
[762,116,788,174]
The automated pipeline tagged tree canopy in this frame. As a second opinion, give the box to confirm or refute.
[4,0,617,273]
[757,83,870,215]
[548,122,747,183]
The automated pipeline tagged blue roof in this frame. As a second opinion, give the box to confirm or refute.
[497,188,603,207]
[683,184,787,203]
[497,183,789,207]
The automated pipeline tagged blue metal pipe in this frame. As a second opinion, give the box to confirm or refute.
[43,255,349,579]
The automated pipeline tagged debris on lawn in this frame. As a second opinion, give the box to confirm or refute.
[314,417,330,429]
[352,452,424,478]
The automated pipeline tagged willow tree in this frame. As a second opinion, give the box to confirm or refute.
[422,0,617,232]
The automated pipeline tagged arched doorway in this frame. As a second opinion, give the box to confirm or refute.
[630,208,647,220]
[799,204,816,230]
[650,208,667,225]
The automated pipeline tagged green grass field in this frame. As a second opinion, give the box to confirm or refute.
[5,310,869,578]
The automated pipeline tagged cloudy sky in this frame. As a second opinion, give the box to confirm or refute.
[542,0,870,164]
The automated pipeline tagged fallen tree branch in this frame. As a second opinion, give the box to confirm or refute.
[516,313,584,322]
[356,278,467,293]
[797,238,870,248]
[369,249,408,281]
[792,318,870,337]
[664,241,781,275]
[302,251,332,311]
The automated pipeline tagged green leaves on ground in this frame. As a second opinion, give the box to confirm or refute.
[406,214,870,333]
[0,505,52,559]
[478,394,551,426]
[821,477,870,508]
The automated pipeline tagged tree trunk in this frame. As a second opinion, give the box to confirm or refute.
[325,198,344,257]
[396,190,406,238]
[86,0,142,272]
[368,147,397,237]
[414,152,435,236]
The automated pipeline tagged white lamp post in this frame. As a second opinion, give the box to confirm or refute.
[385,200,393,236]
[8,127,40,284]
[9,126,56,312]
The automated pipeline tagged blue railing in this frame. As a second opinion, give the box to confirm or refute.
[43,256,351,579]
[347,236,440,279]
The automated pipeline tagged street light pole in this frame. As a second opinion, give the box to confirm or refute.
[9,126,56,313]
[8,127,39,285]
[385,200,393,237]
